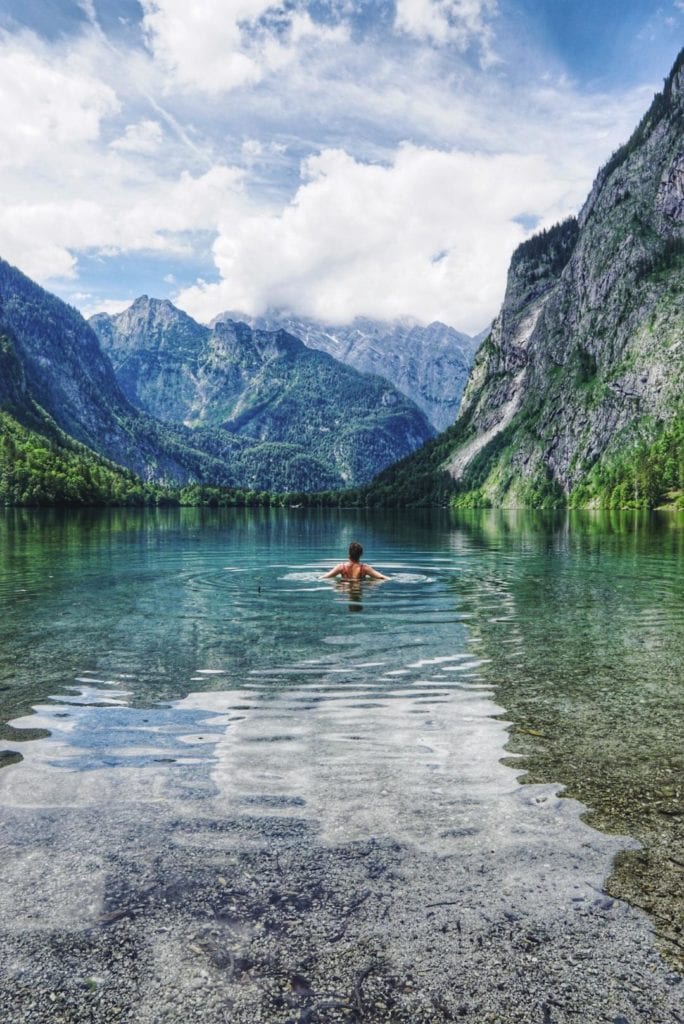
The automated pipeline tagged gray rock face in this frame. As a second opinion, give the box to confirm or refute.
[90,298,206,424]
[91,299,435,487]
[656,150,684,228]
[442,50,684,504]
[211,313,481,432]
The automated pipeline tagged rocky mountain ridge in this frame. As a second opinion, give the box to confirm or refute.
[90,298,434,487]
[211,311,481,431]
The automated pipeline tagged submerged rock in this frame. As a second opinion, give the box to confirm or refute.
[0,749,22,768]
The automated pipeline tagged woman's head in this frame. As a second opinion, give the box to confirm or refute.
[348,541,363,563]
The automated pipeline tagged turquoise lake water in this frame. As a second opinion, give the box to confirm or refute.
[0,507,682,1022]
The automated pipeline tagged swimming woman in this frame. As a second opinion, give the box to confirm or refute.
[321,541,390,581]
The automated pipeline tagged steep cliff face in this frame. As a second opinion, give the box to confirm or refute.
[91,299,435,487]
[440,50,684,506]
[211,312,480,431]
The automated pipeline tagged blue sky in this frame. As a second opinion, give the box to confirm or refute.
[0,1,681,331]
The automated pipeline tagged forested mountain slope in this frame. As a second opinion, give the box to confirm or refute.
[0,331,161,505]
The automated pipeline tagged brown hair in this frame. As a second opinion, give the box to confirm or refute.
[348,541,363,563]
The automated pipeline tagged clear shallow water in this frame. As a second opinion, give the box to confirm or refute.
[0,507,682,1022]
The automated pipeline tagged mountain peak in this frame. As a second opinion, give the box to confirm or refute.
[128,294,182,314]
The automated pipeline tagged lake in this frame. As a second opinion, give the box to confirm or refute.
[0,507,682,1023]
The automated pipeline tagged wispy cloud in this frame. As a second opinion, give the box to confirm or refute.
[110,119,163,154]
[74,294,133,319]
[394,0,499,65]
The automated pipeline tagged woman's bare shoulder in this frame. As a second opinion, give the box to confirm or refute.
[320,562,344,579]
[363,563,390,580]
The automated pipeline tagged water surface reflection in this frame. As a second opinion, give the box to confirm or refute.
[0,508,682,1021]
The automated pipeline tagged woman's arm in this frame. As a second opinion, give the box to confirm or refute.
[363,565,390,580]
[320,563,343,579]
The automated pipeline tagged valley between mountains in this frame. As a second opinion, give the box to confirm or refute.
[0,49,682,509]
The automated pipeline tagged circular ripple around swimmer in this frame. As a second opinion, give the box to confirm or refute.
[386,572,435,584]
[280,572,330,584]
[279,571,435,584]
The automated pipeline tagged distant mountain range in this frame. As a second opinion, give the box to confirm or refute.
[371,48,684,509]
[90,297,434,488]
[211,312,483,432]
[0,261,433,498]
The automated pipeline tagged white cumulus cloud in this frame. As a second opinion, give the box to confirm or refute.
[0,30,119,170]
[140,0,349,93]
[0,165,244,285]
[174,143,570,333]
[0,8,666,332]
[140,0,266,92]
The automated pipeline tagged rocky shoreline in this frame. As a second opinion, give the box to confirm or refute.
[1,762,682,1023]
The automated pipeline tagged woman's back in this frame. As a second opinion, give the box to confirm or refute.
[339,561,366,581]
